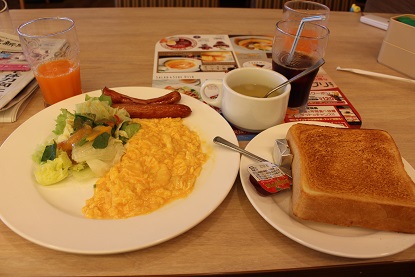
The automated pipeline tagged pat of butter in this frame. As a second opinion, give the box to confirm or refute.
[273,139,292,169]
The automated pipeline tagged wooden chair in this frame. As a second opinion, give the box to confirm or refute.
[19,0,50,9]
[115,0,220,7]
[249,0,355,12]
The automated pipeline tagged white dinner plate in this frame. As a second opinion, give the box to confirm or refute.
[240,121,415,259]
[0,87,240,254]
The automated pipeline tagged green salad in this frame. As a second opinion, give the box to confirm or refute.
[32,94,140,186]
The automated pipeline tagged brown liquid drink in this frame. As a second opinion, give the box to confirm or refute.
[272,51,318,108]
[272,20,329,114]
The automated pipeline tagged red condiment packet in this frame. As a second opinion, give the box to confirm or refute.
[248,162,291,196]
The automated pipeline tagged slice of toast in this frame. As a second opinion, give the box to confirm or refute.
[286,123,415,233]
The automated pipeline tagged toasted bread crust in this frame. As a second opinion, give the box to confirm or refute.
[287,123,415,233]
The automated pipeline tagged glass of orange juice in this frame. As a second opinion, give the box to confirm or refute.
[17,17,82,106]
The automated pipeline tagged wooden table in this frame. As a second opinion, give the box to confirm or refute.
[1,7,415,276]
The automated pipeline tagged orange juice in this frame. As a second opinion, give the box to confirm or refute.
[282,29,319,55]
[35,59,82,105]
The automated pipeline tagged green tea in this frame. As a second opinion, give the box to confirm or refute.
[232,83,278,98]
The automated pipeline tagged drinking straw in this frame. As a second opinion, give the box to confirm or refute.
[287,15,326,64]
[336,67,415,84]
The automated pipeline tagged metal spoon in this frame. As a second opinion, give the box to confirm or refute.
[213,136,292,178]
[263,58,325,98]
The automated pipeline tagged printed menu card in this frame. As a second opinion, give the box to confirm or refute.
[152,34,361,140]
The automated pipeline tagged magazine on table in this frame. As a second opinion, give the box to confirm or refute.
[0,32,39,122]
[0,32,30,71]
[0,32,22,53]
[0,70,35,110]
[0,78,38,123]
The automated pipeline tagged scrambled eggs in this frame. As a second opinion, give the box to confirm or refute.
[82,118,207,219]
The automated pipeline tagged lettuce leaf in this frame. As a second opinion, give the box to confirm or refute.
[34,151,73,186]
[75,98,130,123]
[53,109,74,135]
[71,137,125,177]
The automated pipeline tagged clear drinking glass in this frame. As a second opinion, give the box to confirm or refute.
[272,20,329,114]
[283,0,330,26]
[18,17,82,106]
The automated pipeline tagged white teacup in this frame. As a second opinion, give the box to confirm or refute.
[201,67,290,133]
